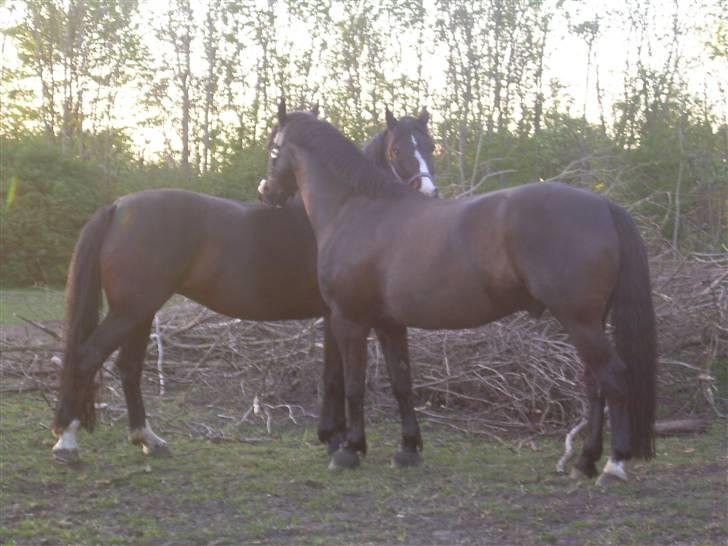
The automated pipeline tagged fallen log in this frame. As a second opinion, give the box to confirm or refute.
[654,417,711,436]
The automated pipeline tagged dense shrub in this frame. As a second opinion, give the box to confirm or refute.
[0,138,109,286]
[0,138,269,287]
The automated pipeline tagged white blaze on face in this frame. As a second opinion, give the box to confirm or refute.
[274,129,284,147]
[53,418,80,452]
[411,135,437,196]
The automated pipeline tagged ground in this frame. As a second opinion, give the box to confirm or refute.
[0,289,726,545]
[0,392,726,546]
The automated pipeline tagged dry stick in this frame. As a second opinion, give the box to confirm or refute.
[18,316,61,340]
[163,308,216,336]
[150,314,166,396]
[556,418,587,473]
[456,169,517,199]
[0,343,59,352]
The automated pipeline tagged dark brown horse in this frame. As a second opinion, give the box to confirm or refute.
[51,107,437,463]
[260,104,657,484]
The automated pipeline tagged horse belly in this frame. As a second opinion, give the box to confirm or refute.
[389,288,523,330]
[379,219,527,330]
[181,254,324,321]
[178,204,325,321]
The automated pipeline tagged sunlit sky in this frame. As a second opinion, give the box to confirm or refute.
[1,0,725,158]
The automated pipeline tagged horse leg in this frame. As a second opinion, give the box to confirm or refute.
[570,370,605,479]
[597,375,632,486]
[564,321,631,485]
[318,317,347,455]
[52,312,145,463]
[116,317,170,457]
[374,326,422,468]
[328,314,369,470]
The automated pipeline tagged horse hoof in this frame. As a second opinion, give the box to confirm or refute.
[596,457,628,486]
[391,450,422,468]
[328,448,360,470]
[53,448,80,465]
[596,471,627,487]
[143,443,171,457]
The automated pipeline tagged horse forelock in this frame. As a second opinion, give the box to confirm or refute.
[393,116,431,142]
[282,113,411,199]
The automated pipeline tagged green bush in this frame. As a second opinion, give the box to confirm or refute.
[0,137,109,287]
[0,137,270,287]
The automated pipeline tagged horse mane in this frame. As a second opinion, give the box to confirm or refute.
[283,113,415,200]
[362,131,389,168]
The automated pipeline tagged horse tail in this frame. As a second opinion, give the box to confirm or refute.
[56,204,116,433]
[608,202,657,459]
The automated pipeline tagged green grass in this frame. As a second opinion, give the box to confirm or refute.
[1,393,726,545]
[0,288,195,327]
[0,287,65,325]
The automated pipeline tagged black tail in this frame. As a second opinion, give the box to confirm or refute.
[54,204,116,433]
[609,202,657,459]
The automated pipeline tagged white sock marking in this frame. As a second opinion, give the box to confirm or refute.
[129,423,168,455]
[53,419,80,452]
[258,178,267,194]
[602,457,628,481]
[411,135,437,196]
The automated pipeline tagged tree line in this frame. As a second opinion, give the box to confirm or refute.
[1,0,726,286]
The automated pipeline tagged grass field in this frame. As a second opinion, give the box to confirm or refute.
[0,288,65,325]
[0,288,191,326]
[0,392,725,546]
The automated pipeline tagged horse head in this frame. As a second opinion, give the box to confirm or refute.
[258,99,313,207]
[383,107,437,197]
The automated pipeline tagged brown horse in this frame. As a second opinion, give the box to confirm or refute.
[51,107,437,464]
[260,104,657,484]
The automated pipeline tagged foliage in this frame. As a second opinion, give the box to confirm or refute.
[0,137,108,286]
[0,135,268,287]
[0,0,726,286]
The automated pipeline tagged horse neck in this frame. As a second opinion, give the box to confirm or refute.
[362,132,388,168]
[292,145,354,237]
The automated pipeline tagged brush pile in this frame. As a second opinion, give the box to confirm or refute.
[1,252,725,435]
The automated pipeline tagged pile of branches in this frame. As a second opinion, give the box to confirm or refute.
[1,253,725,436]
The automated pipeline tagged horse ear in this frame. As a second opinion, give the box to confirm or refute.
[418,107,429,126]
[278,99,287,125]
[310,103,319,118]
[385,106,397,130]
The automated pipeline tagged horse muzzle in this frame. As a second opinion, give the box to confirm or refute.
[258,179,285,208]
[407,173,438,198]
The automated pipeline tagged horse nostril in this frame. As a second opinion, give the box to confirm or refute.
[432,188,439,198]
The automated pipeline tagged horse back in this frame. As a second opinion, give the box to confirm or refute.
[320,194,524,329]
[100,189,322,319]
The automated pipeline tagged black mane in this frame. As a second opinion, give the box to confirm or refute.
[362,131,389,169]
[282,113,417,200]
